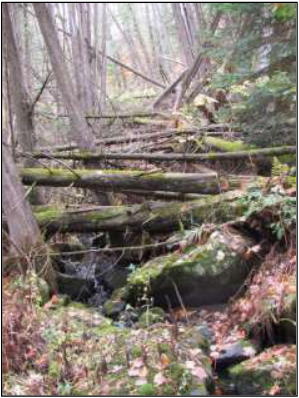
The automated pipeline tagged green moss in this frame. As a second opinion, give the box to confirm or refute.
[138,307,165,327]
[204,137,252,152]
[35,208,64,223]
[48,360,61,378]
[278,154,296,164]
[138,383,156,396]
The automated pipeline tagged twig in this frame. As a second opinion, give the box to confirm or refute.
[36,152,81,178]
[30,71,53,114]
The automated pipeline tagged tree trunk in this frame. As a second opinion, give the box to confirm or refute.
[20,168,220,194]
[3,4,35,162]
[33,3,96,150]
[99,3,107,112]
[3,144,57,291]
[31,191,243,234]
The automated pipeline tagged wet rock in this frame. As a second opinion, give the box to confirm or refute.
[226,344,296,395]
[103,298,126,318]
[195,323,215,344]
[127,227,260,308]
[212,339,258,370]
[56,272,95,301]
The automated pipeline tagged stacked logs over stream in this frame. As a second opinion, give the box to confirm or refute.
[16,120,295,238]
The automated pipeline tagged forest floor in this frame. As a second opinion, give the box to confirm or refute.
[3,114,297,396]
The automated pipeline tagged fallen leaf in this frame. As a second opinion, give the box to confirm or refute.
[160,353,170,369]
[135,378,147,386]
[154,372,168,386]
[190,366,207,381]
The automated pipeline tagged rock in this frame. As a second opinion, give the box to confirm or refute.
[226,345,296,396]
[212,339,258,370]
[103,299,126,318]
[56,272,95,301]
[195,323,215,344]
[127,227,259,307]
[138,307,165,327]
[102,287,129,318]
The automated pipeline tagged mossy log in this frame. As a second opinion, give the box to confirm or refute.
[31,146,296,163]
[20,168,221,194]
[38,129,200,153]
[38,129,237,153]
[32,191,244,234]
[203,137,250,152]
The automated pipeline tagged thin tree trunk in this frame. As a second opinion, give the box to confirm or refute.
[99,3,107,112]
[33,3,96,150]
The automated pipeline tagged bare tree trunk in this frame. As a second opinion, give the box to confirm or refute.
[128,4,152,75]
[3,4,35,160]
[3,144,57,291]
[33,3,96,150]
[99,3,107,112]
[172,4,194,66]
[109,8,143,72]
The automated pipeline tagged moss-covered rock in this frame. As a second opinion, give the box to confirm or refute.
[226,345,296,395]
[127,227,259,308]
[103,287,129,318]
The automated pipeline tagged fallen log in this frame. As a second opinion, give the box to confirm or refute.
[32,191,244,234]
[20,168,220,194]
[38,129,200,153]
[122,189,206,201]
[57,112,170,119]
[31,146,296,163]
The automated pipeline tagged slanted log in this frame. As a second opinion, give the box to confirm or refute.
[31,146,296,163]
[32,191,244,234]
[20,168,220,194]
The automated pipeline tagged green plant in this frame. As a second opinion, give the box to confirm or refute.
[238,188,296,240]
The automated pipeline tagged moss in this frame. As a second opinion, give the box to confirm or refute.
[138,383,156,395]
[278,154,296,164]
[48,360,61,378]
[204,137,252,152]
[138,307,165,327]
[228,345,296,395]
[130,345,143,358]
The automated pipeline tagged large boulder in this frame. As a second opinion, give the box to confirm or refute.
[127,226,260,308]
[225,345,296,395]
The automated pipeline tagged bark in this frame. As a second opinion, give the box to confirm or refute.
[32,146,296,163]
[121,190,206,201]
[128,4,152,75]
[172,4,194,65]
[99,3,107,111]
[60,112,170,119]
[33,3,96,150]
[109,8,143,71]
[3,144,57,290]
[20,168,220,194]
[3,4,35,162]
[31,191,243,234]
[87,43,166,89]
[152,68,188,109]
